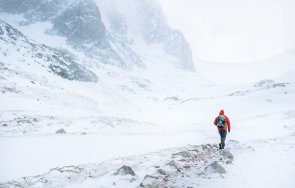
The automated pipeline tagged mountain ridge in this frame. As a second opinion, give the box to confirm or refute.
[0,0,195,71]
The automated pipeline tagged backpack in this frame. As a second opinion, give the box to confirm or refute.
[216,115,226,128]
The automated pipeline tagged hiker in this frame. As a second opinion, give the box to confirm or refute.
[214,109,231,149]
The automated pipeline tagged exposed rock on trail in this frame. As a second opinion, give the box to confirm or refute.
[0,141,243,188]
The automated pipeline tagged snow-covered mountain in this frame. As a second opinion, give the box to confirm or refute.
[0,15,199,138]
[0,0,295,187]
[0,20,97,82]
[0,0,194,70]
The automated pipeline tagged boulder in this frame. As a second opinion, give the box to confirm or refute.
[221,150,234,161]
[202,144,213,150]
[114,165,136,176]
[205,161,226,174]
[140,175,162,188]
[194,145,204,152]
[56,128,66,134]
[167,160,182,170]
[157,169,166,175]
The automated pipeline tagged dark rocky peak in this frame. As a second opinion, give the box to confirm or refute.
[0,19,98,82]
[0,0,194,71]
[0,0,108,47]
[51,0,108,49]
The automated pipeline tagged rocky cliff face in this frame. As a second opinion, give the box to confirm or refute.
[0,20,97,82]
[134,0,194,70]
[98,0,195,71]
[0,0,195,71]
[52,0,108,49]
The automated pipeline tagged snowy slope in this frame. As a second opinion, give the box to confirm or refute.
[0,0,295,187]
[1,46,295,186]
[1,32,295,184]
[197,48,295,84]
[0,20,97,82]
[0,0,194,70]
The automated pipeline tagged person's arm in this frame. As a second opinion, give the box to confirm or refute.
[214,117,217,126]
[226,116,231,132]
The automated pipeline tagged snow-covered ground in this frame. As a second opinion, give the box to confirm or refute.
[204,135,295,188]
[1,61,295,187]
[1,7,295,188]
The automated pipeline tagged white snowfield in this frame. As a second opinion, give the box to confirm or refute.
[1,47,295,187]
[1,10,295,188]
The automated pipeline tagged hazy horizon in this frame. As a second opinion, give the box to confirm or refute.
[159,0,295,64]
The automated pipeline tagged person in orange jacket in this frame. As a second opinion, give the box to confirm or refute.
[214,109,231,149]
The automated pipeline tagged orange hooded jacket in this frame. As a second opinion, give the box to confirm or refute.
[214,110,231,132]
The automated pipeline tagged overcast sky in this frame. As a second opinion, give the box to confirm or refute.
[159,0,295,63]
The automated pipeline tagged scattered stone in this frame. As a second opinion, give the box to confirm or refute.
[205,161,226,174]
[183,165,191,169]
[2,124,8,127]
[188,149,199,153]
[32,118,38,122]
[114,165,136,176]
[56,128,66,134]
[221,150,234,161]
[163,176,169,182]
[51,165,82,174]
[167,160,182,170]
[195,145,204,152]
[140,175,162,188]
[254,79,275,88]
[17,118,32,124]
[144,175,159,180]
[212,144,219,148]
[157,169,166,175]
[202,144,212,150]
[130,177,136,182]
[172,151,193,158]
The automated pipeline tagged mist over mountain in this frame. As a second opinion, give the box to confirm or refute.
[0,0,194,70]
[1,1,295,187]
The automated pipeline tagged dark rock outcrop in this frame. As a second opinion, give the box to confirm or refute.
[205,161,226,174]
[114,165,136,176]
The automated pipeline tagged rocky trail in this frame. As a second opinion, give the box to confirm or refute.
[1,133,295,188]
[0,140,245,188]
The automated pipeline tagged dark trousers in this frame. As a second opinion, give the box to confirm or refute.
[218,130,227,145]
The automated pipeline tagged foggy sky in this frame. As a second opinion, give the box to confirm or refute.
[159,0,295,63]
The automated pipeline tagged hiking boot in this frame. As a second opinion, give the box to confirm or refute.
[219,143,222,150]
[221,143,225,149]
